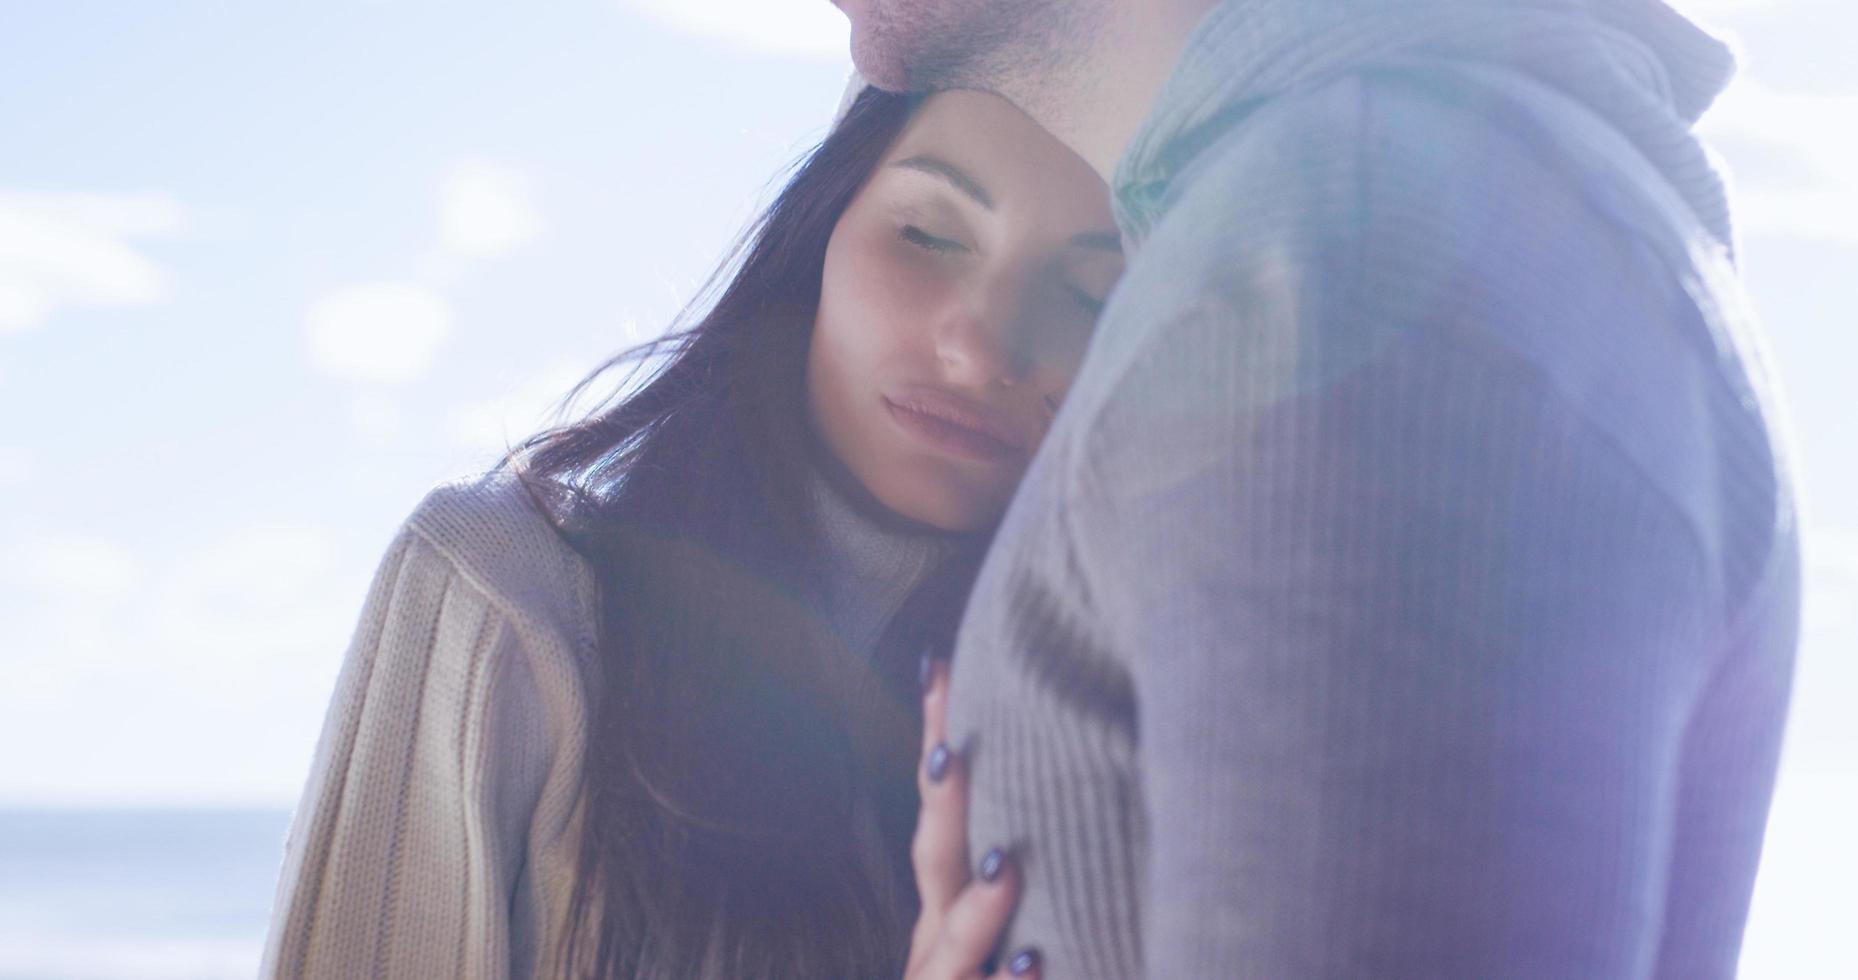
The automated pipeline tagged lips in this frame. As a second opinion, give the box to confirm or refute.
[884,386,1028,463]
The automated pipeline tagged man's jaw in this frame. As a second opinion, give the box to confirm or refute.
[834,0,1210,181]
[832,0,922,94]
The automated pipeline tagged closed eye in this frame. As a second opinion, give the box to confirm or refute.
[901,224,969,255]
[1064,282,1106,316]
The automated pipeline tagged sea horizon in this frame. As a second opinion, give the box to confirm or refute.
[0,808,293,980]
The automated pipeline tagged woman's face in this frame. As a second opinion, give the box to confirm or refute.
[808,89,1123,532]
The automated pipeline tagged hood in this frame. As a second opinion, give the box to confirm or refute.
[1115,0,1741,250]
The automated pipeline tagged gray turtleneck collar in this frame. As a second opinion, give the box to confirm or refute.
[800,460,969,660]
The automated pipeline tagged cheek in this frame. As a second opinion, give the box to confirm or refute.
[815,230,941,383]
[811,229,911,460]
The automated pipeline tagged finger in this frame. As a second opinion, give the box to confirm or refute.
[912,734,969,913]
[923,848,1021,978]
[920,655,950,756]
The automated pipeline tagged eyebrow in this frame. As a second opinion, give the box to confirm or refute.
[893,153,1123,253]
[892,154,995,210]
[1069,231,1123,253]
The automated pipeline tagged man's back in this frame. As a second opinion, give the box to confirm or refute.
[943,3,1800,976]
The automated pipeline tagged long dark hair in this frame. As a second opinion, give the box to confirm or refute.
[499,87,989,978]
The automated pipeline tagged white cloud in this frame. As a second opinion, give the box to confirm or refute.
[5,532,142,601]
[1673,0,1778,13]
[304,280,453,383]
[447,360,604,454]
[0,519,366,806]
[344,390,406,444]
[151,522,344,653]
[1703,82,1858,244]
[0,277,49,330]
[0,190,184,334]
[0,445,36,487]
[1803,523,1858,633]
[1671,0,1787,16]
[619,0,850,57]
[1740,522,1858,977]
[439,161,542,259]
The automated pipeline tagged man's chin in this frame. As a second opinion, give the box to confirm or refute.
[849,51,913,93]
[836,1,911,93]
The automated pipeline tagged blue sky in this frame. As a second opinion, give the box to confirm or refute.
[0,1,1852,975]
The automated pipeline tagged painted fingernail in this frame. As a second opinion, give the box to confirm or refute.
[1008,947,1042,975]
[925,742,951,784]
[979,846,1006,883]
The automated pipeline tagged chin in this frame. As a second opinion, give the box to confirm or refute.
[877,476,1007,535]
[841,14,910,92]
[898,500,989,535]
[842,0,937,94]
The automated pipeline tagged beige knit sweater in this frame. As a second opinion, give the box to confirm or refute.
[259,464,957,978]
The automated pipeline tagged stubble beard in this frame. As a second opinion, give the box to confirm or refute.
[858,0,1096,115]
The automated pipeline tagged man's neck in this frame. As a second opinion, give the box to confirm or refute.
[1006,0,1220,182]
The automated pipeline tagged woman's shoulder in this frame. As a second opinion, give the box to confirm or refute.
[264,469,599,976]
[397,464,601,657]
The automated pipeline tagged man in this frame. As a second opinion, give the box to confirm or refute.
[837,0,1801,976]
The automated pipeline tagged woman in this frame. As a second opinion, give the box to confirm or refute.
[261,83,1122,979]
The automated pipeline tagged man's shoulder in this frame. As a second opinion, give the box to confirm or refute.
[1120,62,1718,359]
[1093,66,1786,610]
[1150,68,1631,259]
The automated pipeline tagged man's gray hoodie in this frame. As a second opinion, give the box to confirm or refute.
[944,1,1800,976]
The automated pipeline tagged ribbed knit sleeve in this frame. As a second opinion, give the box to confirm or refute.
[260,495,594,979]
[1053,73,1795,978]
[1074,319,1753,977]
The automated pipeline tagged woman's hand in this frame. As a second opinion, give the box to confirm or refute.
[903,657,1041,979]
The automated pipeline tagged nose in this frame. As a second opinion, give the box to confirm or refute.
[932,278,1032,388]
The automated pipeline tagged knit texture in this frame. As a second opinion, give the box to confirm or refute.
[943,2,1799,977]
[259,462,958,978]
